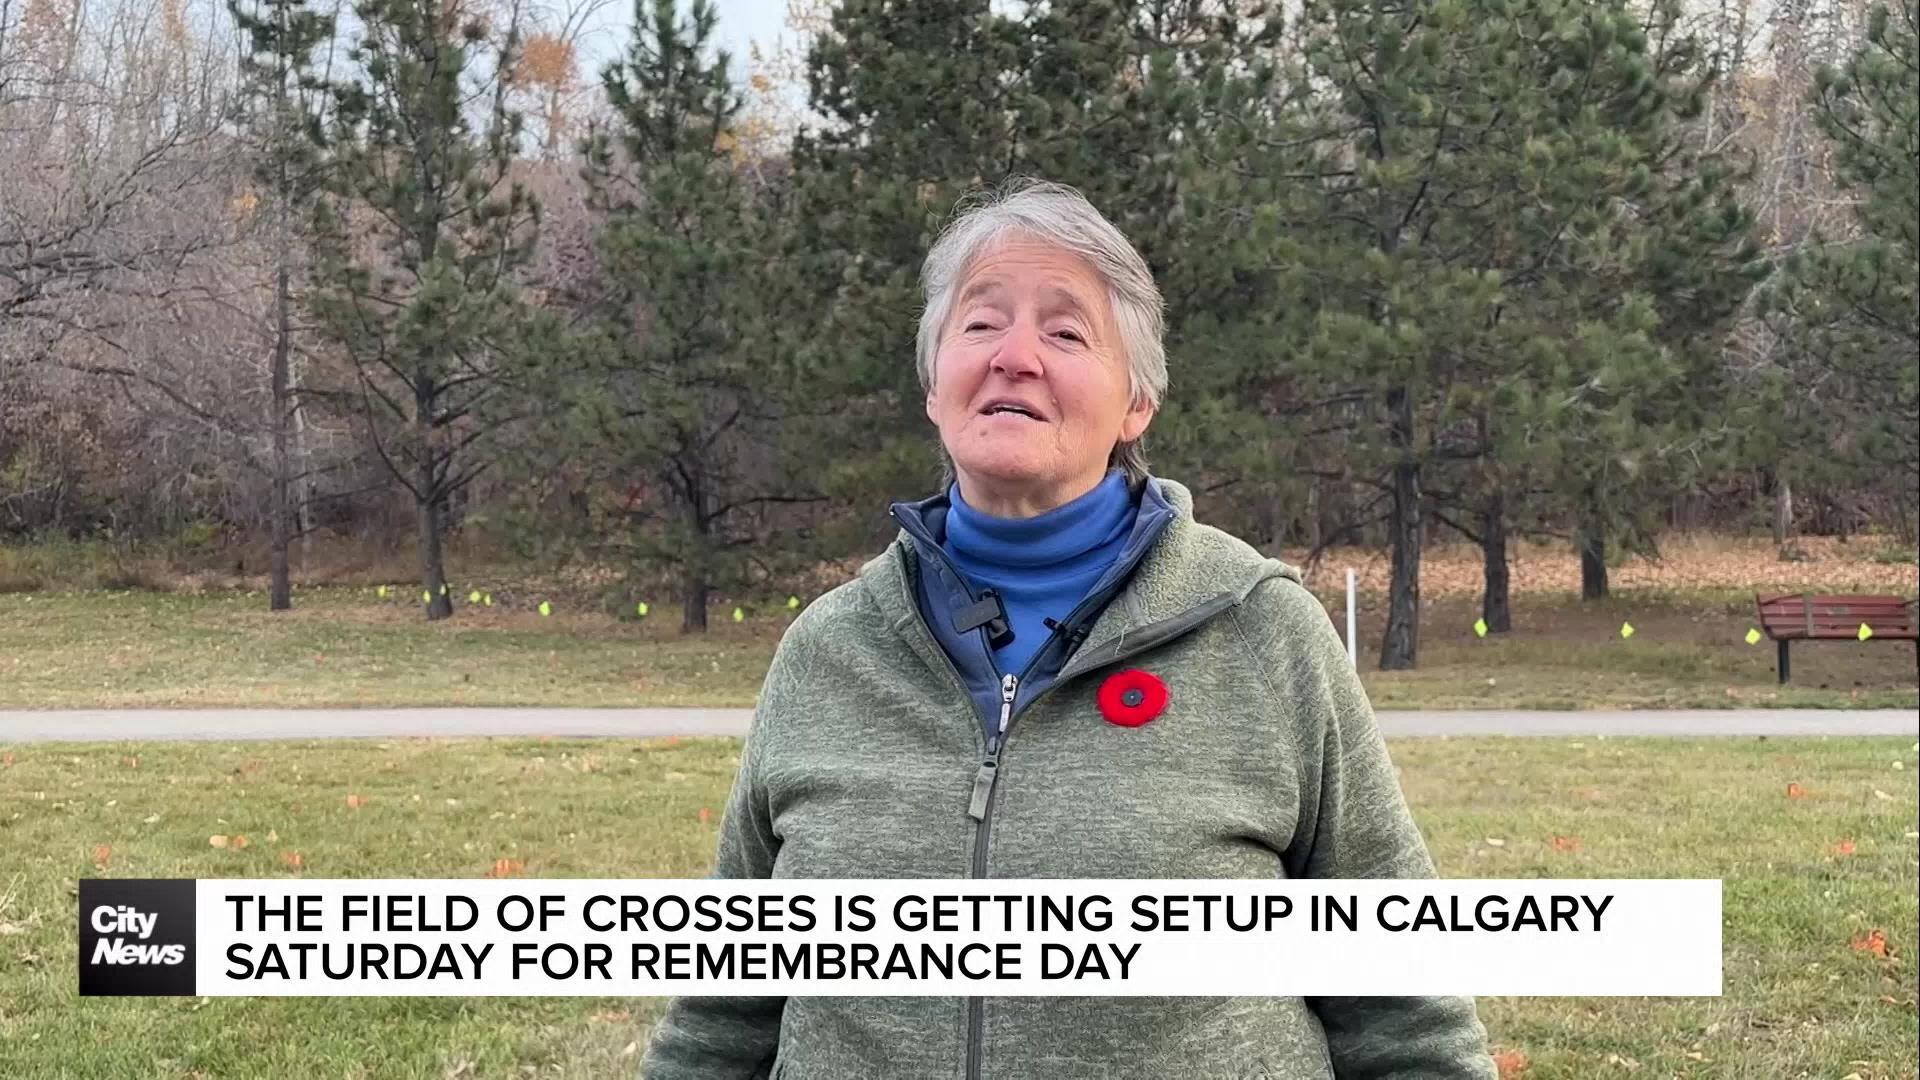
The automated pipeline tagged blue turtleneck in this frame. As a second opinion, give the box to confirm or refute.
[942,469,1137,677]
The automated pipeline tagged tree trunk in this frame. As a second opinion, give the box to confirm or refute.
[269,35,294,614]
[682,471,710,633]
[1481,493,1511,633]
[682,563,710,634]
[1379,387,1420,670]
[417,489,451,620]
[417,380,451,621]
[269,259,293,613]
[1578,522,1609,600]
[1773,476,1793,546]
[292,351,314,577]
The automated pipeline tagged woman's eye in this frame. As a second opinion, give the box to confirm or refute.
[1052,329,1085,343]
[965,321,997,333]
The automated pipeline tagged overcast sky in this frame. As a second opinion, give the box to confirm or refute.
[579,0,802,76]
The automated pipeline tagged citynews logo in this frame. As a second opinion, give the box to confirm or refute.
[89,905,185,965]
[79,879,196,996]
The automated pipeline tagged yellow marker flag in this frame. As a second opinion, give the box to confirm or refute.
[1745,627,1762,645]
[732,607,745,623]
[483,593,493,607]
[377,585,387,598]
[788,595,801,610]
[468,590,481,604]
[636,601,649,617]
[1859,623,1873,641]
[538,601,552,617]
[422,590,432,603]
[1473,618,1488,638]
[1620,622,1635,639]
[439,583,448,596]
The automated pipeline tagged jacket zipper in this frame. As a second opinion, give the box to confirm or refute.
[890,514,1245,1080]
[960,594,1233,1080]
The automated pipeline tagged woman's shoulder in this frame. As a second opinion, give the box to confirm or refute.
[768,545,904,660]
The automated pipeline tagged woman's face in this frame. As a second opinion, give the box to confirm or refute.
[926,237,1155,517]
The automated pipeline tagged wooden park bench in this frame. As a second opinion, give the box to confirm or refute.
[1755,592,1919,684]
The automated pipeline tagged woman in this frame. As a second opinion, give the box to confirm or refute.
[644,180,1496,1079]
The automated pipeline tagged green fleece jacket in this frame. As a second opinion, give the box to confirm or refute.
[643,479,1496,1079]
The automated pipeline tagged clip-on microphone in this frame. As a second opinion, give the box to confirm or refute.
[954,589,1015,650]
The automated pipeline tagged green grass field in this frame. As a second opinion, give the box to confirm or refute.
[2,736,1914,1078]
[2,587,1914,711]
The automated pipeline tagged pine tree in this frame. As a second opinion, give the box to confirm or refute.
[1289,0,1759,661]
[571,0,813,633]
[228,0,334,612]
[306,0,538,620]
[1764,2,1918,510]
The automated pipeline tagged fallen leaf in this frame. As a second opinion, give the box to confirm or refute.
[92,844,111,869]
[122,756,138,769]
[1550,835,1581,853]
[1491,1047,1528,1078]
[1786,782,1806,799]
[1873,789,1894,801]
[1,752,13,766]
[208,835,230,849]
[698,808,713,825]
[346,794,366,809]
[142,813,160,824]
[486,858,525,878]
[620,1041,639,1058]
[1851,929,1889,958]
[280,851,305,869]
[1832,839,1857,857]
[1484,837,1506,847]
[266,829,278,843]
[230,835,248,849]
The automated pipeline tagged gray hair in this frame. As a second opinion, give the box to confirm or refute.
[915,178,1167,487]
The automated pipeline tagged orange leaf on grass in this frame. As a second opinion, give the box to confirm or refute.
[122,755,138,769]
[697,807,712,825]
[1,752,14,767]
[1786,782,1807,799]
[1550,835,1581,853]
[209,835,230,848]
[1831,839,1857,856]
[92,844,111,869]
[231,835,248,849]
[1491,1047,1529,1078]
[345,794,367,809]
[280,851,305,869]
[486,858,525,878]
[1852,930,1889,958]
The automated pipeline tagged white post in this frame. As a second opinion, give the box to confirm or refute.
[1346,568,1358,669]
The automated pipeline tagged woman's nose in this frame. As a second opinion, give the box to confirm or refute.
[989,321,1044,379]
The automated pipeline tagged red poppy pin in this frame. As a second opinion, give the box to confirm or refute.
[1097,669,1169,728]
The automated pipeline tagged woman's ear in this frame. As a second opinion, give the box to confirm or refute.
[1119,396,1156,444]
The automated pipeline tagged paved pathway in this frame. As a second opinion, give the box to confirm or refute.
[1,707,1913,743]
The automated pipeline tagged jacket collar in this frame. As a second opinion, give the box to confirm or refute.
[868,477,1298,676]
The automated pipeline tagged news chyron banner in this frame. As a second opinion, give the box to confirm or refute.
[80,879,1722,997]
